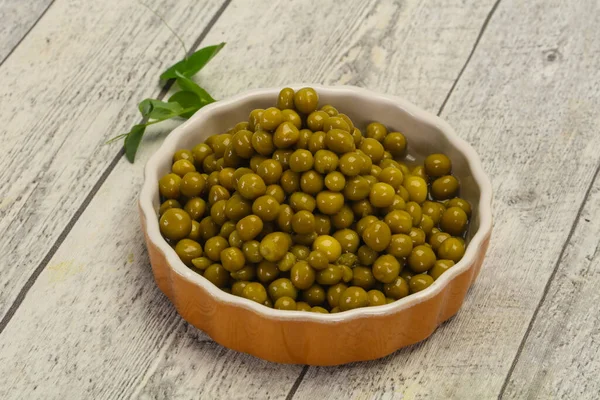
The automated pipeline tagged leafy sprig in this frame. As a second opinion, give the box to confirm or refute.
[160,43,225,80]
[107,3,225,162]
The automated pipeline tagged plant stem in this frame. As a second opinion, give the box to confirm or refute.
[144,107,199,126]
[137,0,188,58]
[106,106,198,144]
[105,133,128,144]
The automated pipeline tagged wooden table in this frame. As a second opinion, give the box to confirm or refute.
[1,0,598,398]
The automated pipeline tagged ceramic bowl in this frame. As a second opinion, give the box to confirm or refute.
[139,84,493,366]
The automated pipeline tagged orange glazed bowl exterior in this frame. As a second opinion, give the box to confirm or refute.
[139,85,493,366]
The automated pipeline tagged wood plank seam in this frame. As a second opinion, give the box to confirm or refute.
[285,365,309,400]
[0,0,233,336]
[0,148,122,335]
[497,160,600,400]
[285,1,503,396]
[437,0,502,116]
[0,0,56,67]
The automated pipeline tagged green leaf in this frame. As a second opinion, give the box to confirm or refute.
[139,99,153,116]
[138,98,184,120]
[160,42,226,80]
[175,71,216,104]
[124,124,146,163]
[168,91,202,119]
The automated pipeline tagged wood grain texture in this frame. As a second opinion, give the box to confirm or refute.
[0,124,302,399]
[195,0,496,113]
[292,0,600,399]
[0,0,53,63]
[502,174,600,399]
[0,0,499,398]
[0,0,226,320]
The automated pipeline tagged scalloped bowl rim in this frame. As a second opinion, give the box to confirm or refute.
[140,84,493,323]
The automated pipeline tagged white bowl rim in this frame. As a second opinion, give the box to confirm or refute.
[140,84,493,323]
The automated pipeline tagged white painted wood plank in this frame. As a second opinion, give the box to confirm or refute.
[0,0,53,62]
[196,0,496,113]
[0,0,226,319]
[0,0,498,398]
[502,177,600,398]
[0,121,303,400]
[292,1,600,399]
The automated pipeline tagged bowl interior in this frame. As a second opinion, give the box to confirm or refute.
[151,87,481,244]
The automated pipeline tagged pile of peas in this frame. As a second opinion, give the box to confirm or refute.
[157,87,472,313]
